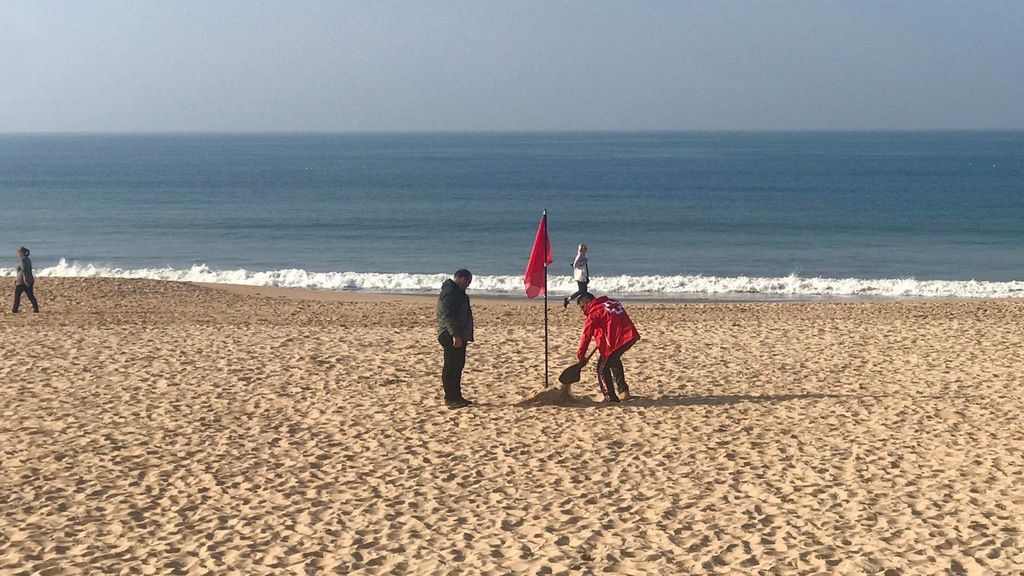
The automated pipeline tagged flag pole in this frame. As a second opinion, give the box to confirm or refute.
[524,209,552,389]
[543,209,549,388]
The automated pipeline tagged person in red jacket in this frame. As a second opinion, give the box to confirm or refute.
[576,292,640,403]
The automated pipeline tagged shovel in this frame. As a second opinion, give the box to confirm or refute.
[558,349,596,385]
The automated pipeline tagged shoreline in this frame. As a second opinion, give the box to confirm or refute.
[196,281,1003,305]
[11,262,1024,302]
[1,275,1016,307]
[3,274,1011,307]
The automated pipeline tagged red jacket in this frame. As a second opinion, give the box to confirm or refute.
[578,296,640,361]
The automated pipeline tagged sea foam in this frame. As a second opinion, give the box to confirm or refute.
[5,259,1023,299]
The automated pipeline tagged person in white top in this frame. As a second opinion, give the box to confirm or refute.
[563,243,590,309]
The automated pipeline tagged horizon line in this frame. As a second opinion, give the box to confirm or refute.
[3,128,1024,136]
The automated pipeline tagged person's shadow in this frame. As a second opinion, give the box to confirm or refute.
[557,392,868,408]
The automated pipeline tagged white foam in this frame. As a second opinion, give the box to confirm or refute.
[6,259,1023,299]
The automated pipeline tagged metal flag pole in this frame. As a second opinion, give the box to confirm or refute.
[543,209,549,388]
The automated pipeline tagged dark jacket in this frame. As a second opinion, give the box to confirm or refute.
[16,257,33,287]
[436,278,474,341]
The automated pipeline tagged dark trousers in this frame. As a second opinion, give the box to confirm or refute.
[568,280,589,301]
[438,332,468,402]
[13,284,39,313]
[596,338,637,401]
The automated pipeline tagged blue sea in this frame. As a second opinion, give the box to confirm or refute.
[1,132,1022,299]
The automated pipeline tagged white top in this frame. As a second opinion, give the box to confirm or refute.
[572,253,589,282]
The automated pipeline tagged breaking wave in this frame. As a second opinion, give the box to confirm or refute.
[7,259,1024,299]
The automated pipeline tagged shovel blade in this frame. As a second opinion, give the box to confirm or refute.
[558,362,583,385]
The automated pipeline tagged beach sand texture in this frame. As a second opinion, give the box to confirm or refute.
[2,278,1023,574]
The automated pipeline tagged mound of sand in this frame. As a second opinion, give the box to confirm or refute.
[516,381,576,407]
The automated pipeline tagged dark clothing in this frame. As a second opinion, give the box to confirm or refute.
[568,280,589,301]
[436,278,474,404]
[596,337,637,402]
[13,284,39,313]
[16,257,33,287]
[436,279,474,341]
[438,332,468,402]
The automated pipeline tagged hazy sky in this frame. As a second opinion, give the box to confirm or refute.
[3,1,1022,132]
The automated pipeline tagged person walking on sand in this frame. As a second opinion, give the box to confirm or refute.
[576,292,639,403]
[436,269,475,409]
[12,246,39,314]
[563,243,590,309]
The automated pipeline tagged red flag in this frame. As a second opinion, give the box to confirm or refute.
[524,212,553,298]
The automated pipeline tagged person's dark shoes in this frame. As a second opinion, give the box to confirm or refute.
[446,399,470,409]
[458,397,474,405]
[563,297,571,309]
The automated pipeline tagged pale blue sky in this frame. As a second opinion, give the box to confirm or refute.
[3,1,1022,132]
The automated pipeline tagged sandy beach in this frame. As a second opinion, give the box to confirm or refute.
[2,277,1023,575]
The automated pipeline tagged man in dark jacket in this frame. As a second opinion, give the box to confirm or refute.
[436,269,475,409]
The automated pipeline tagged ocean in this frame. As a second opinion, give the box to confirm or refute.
[1,132,1022,299]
